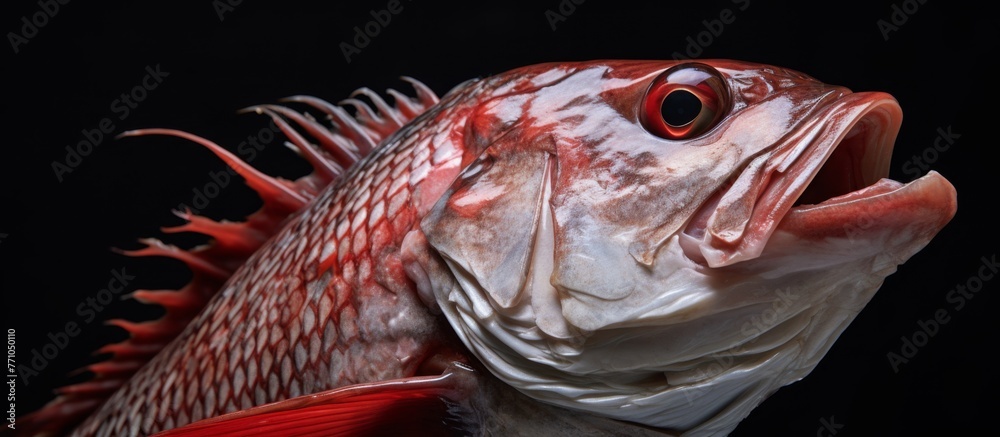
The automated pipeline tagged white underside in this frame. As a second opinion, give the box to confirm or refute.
[433,222,920,435]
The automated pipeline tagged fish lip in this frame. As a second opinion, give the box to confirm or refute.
[776,170,957,240]
[759,92,902,227]
[782,92,901,211]
[686,91,955,267]
[773,92,954,244]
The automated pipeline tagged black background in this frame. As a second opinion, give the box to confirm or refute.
[2,1,997,435]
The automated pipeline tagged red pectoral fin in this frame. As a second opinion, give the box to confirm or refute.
[153,373,466,437]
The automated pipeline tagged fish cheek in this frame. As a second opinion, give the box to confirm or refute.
[419,135,555,310]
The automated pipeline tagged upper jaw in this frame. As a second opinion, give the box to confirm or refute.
[683,92,955,268]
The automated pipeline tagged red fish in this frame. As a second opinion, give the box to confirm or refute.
[17,60,956,436]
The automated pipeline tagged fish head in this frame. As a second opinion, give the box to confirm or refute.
[407,60,956,433]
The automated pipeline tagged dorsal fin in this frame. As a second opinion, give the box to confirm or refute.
[16,79,439,436]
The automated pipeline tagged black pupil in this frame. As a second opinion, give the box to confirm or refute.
[660,89,702,127]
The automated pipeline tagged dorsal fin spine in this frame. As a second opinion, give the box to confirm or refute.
[246,106,343,181]
[118,128,310,212]
[283,95,378,154]
[351,87,405,127]
[17,78,440,436]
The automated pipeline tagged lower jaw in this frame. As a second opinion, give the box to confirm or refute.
[680,171,956,268]
[775,171,956,242]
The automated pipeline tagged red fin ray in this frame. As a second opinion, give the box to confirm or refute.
[16,79,439,437]
[116,238,234,280]
[284,95,380,154]
[386,88,425,119]
[256,103,361,166]
[162,210,269,257]
[153,372,465,437]
[119,128,312,212]
[243,105,344,181]
[348,87,406,133]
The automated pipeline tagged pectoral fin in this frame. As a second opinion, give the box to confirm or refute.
[153,372,464,437]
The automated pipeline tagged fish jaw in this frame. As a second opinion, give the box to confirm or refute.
[775,172,956,248]
[682,90,955,269]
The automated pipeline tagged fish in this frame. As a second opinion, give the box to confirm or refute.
[15,59,957,436]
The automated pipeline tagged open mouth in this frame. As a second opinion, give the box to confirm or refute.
[684,92,957,268]
[792,102,896,207]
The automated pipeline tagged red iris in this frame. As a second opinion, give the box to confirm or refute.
[640,63,730,140]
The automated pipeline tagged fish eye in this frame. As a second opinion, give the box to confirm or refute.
[640,63,730,140]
